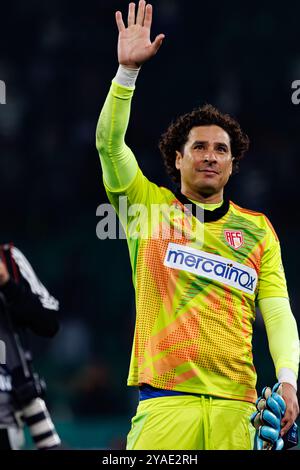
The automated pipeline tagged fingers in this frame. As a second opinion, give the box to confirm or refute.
[280,407,295,436]
[280,417,293,436]
[279,393,299,436]
[151,34,165,54]
[143,3,152,29]
[261,409,281,430]
[122,2,157,30]
[259,425,280,444]
[128,2,136,27]
[274,437,284,450]
[266,396,285,419]
[136,0,146,26]
[256,398,266,411]
[261,386,272,400]
[272,392,286,413]
[115,11,125,32]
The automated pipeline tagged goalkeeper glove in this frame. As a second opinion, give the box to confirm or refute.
[251,382,286,450]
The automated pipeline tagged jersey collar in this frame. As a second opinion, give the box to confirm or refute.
[174,191,230,222]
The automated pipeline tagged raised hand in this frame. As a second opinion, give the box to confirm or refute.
[115,1,165,69]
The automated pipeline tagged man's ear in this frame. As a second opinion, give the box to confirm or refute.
[175,150,182,170]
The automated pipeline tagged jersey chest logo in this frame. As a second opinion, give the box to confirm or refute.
[164,242,257,295]
[224,230,244,250]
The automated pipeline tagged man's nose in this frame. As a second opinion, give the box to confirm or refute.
[203,149,217,161]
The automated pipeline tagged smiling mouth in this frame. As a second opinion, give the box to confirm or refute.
[197,169,219,175]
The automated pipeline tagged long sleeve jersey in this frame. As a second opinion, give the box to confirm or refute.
[96,79,299,403]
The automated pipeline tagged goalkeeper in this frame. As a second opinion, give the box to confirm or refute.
[96,1,299,450]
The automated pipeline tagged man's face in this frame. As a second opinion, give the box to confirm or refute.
[175,125,233,197]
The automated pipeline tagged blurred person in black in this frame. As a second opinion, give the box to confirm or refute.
[0,243,61,450]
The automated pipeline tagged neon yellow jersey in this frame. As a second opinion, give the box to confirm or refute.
[105,168,288,404]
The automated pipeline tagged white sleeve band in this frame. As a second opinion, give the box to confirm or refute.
[113,65,140,88]
[278,367,297,391]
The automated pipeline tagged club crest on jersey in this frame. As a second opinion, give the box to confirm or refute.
[224,230,244,250]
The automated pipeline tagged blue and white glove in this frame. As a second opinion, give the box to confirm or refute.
[250,382,285,450]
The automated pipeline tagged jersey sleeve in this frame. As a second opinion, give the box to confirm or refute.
[97,80,167,232]
[259,297,299,379]
[11,247,59,311]
[96,80,139,192]
[256,219,289,301]
[105,167,166,210]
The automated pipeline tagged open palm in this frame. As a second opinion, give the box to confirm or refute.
[116,1,165,69]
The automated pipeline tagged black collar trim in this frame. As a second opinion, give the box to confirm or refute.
[174,191,230,223]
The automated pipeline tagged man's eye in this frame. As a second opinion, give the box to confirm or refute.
[195,144,204,149]
[217,146,227,153]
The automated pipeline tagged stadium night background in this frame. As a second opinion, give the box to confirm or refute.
[0,0,299,449]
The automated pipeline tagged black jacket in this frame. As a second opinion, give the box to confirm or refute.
[0,243,60,427]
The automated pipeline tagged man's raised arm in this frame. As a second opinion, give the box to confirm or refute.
[96,1,165,192]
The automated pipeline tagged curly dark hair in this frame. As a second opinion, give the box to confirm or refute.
[158,104,250,185]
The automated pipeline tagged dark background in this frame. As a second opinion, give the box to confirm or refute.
[0,0,299,449]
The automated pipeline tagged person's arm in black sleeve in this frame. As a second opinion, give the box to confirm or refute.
[0,247,60,338]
